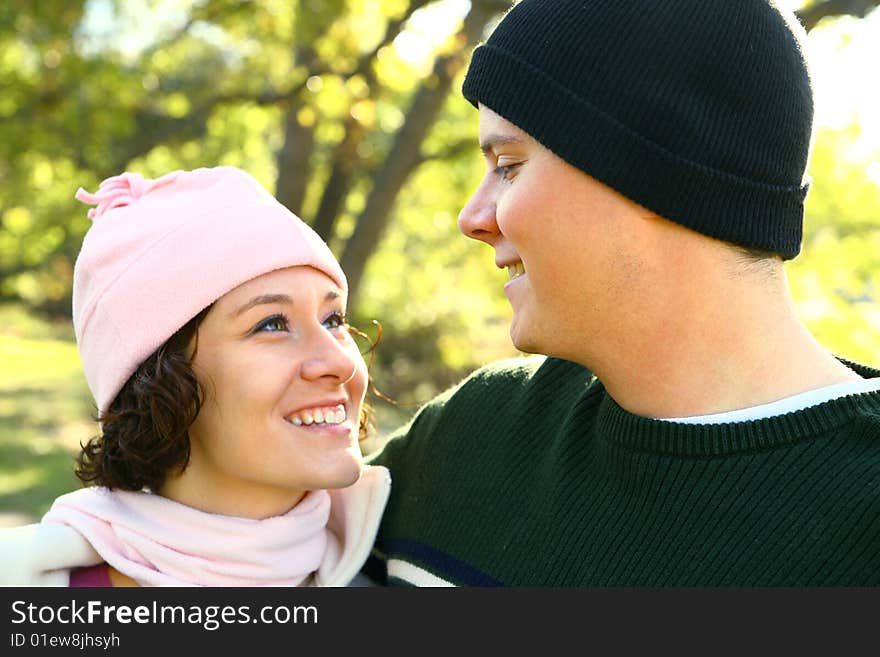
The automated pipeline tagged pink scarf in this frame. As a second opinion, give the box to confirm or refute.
[42,486,336,586]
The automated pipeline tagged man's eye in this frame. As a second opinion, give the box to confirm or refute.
[494,163,519,181]
[254,314,289,333]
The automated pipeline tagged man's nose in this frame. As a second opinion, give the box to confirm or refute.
[458,179,499,244]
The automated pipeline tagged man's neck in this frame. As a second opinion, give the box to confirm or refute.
[584,267,861,419]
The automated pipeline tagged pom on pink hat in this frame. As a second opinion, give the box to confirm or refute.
[72,166,347,413]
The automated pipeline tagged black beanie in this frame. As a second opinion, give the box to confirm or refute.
[462,0,814,259]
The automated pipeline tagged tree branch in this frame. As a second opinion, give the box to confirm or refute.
[795,0,880,31]
[347,0,435,81]
[340,0,507,304]
[141,0,260,57]
[309,0,438,239]
[418,137,479,165]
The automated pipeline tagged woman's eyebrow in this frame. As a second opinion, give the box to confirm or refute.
[230,294,292,318]
[230,289,341,318]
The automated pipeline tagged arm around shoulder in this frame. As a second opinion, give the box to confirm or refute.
[0,522,101,586]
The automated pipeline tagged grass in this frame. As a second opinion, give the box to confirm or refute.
[0,305,95,526]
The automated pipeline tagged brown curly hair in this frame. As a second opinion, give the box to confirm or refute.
[75,308,378,492]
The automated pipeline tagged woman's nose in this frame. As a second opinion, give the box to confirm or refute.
[300,331,363,384]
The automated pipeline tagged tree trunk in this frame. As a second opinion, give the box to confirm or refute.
[310,0,436,241]
[275,96,315,218]
[340,0,504,305]
[311,116,365,240]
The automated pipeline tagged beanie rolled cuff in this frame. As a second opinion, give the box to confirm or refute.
[463,44,807,259]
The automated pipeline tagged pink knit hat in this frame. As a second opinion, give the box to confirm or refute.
[73,166,347,414]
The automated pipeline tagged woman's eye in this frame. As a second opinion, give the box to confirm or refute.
[254,314,289,333]
[323,311,346,331]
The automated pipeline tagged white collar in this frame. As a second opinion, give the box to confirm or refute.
[660,377,880,425]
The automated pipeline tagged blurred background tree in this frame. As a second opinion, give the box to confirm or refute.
[1,0,879,522]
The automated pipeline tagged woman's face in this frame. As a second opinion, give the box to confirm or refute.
[160,265,368,519]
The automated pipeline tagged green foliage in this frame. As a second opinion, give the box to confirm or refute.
[0,304,93,523]
[788,125,880,364]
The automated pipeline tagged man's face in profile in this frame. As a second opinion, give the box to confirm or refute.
[457,104,654,362]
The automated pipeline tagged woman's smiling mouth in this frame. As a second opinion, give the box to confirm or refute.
[286,404,347,426]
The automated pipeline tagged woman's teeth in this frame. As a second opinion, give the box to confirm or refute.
[287,405,346,426]
[508,262,525,280]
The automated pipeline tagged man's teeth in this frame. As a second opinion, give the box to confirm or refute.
[287,405,346,426]
[507,262,525,280]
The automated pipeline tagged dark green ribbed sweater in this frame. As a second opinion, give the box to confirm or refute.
[366,357,880,586]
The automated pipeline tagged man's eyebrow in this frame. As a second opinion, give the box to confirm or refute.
[480,134,526,154]
[230,294,292,318]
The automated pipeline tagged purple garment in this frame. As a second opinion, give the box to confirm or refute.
[69,563,112,587]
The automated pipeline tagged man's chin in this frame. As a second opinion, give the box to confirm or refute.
[509,322,540,355]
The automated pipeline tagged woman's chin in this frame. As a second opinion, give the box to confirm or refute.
[319,453,365,491]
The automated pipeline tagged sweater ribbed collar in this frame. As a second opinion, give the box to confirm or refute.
[596,361,880,457]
